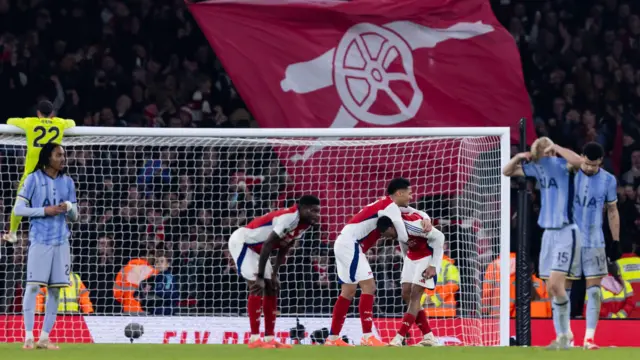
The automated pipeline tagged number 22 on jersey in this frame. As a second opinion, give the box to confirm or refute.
[32,125,61,148]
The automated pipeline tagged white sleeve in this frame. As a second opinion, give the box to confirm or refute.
[271,213,298,238]
[380,203,408,243]
[427,228,445,268]
[14,197,46,217]
[400,206,430,220]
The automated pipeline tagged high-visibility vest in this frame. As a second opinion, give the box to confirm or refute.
[113,258,157,313]
[588,278,635,318]
[421,256,459,317]
[616,254,640,318]
[482,253,516,316]
[36,272,94,314]
[510,275,551,318]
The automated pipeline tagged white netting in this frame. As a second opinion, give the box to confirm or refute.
[0,131,505,346]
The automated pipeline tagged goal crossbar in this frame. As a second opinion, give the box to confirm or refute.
[0,125,511,138]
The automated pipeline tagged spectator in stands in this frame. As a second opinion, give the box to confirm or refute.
[86,234,118,313]
[113,249,157,313]
[622,150,640,185]
[36,272,94,314]
[137,250,179,315]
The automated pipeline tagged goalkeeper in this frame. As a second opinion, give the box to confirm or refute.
[2,100,75,244]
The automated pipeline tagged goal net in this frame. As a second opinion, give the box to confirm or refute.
[0,126,510,346]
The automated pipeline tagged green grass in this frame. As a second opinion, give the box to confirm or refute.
[0,344,638,360]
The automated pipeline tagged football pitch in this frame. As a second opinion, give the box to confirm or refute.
[0,344,638,360]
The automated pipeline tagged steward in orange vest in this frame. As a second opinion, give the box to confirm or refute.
[113,257,157,313]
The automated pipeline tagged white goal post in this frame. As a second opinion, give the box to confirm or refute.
[0,125,511,346]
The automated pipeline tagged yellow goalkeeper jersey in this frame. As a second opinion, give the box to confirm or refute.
[7,117,76,174]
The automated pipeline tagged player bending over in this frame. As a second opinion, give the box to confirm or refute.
[573,142,621,350]
[14,143,78,349]
[228,195,321,349]
[503,137,583,349]
[3,100,75,243]
[388,210,444,347]
[326,178,429,347]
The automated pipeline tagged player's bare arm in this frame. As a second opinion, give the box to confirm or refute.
[546,143,584,168]
[271,241,294,291]
[425,228,445,279]
[606,201,621,259]
[502,152,531,177]
[254,230,283,291]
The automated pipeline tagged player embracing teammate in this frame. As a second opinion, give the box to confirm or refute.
[325,178,433,347]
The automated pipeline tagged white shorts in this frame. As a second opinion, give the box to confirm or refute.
[581,247,607,279]
[228,228,272,281]
[401,256,437,289]
[538,224,582,279]
[334,236,373,284]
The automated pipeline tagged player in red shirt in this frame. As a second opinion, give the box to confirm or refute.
[325,178,428,347]
[389,211,444,346]
[228,195,321,348]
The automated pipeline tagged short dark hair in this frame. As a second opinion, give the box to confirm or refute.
[387,177,410,195]
[376,216,394,232]
[621,240,633,254]
[33,142,62,173]
[37,100,54,117]
[298,195,320,207]
[583,142,604,161]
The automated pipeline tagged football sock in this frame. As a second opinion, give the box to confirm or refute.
[552,294,570,336]
[415,310,432,335]
[23,284,39,337]
[359,294,374,335]
[248,295,262,335]
[42,288,61,334]
[329,296,351,339]
[585,286,601,339]
[263,295,277,338]
[398,313,416,337]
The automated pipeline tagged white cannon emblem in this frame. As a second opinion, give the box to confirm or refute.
[280,21,494,161]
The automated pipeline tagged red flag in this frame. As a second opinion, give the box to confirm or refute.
[188,0,533,237]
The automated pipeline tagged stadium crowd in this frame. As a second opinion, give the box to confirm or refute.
[0,0,638,319]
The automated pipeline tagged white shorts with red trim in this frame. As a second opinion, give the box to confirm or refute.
[228,228,272,281]
[401,256,438,289]
[334,236,373,285]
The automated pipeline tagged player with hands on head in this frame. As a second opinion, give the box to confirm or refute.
[228,195,321,349]
[3,100,75,244]
[326,178,429,347]
[572,142,620,350]
[14,143,78,350]
[502,136,583,350]
[389,210,444,347]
